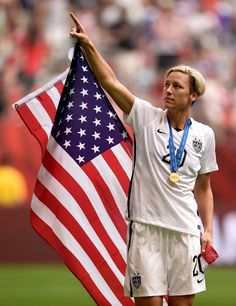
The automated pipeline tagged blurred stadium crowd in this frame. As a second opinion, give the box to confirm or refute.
[1,0,236,139]
[0,0,236,207]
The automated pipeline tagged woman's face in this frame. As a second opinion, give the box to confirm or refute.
[163,71,197,111]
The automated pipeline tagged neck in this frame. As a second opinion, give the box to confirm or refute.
[167,110,190,130]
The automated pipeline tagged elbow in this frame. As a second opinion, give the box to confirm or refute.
[99,75,118,92]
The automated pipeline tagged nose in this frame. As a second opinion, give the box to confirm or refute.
[165,84,172,94]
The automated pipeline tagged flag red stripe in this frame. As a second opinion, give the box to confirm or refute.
[30,210,109,305]
[34,180,127,303]
[102,147,131,196]
[42,150,126,274]
[16,104,49,156]
[37,92,57,122]
[82,161,127,241]
[121,139,133,158]
[54,80,64,96]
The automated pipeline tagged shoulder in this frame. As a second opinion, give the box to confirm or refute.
[191,119,217,154]
[132,96,164,114]
[191,118,215,138]
[125,96,165,132]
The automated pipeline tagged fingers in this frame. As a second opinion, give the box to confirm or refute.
[201,241,207,253]
[69,12,88,45]
[70,12,79,27]
[70,12,85,33]
[69,13,82,39]
[200,230,212,254]
[201,237,211,253]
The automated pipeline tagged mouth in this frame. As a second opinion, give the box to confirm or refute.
[164,97,174,102]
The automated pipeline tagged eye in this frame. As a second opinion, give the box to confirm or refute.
[174,84,182,89]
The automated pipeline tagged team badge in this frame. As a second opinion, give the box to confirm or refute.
[132,273,141,289]
[193,138,202,153]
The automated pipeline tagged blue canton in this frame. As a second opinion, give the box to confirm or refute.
[51,44,129,166]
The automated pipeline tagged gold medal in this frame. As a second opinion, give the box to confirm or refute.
[169,172,180,183]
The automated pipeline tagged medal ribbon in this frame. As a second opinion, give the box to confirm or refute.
[168,117,191,173]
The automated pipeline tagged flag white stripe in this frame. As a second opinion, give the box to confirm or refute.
[46,86,61,109]
[12,69,68,108]
[27,98,53,137]
[91,154,128,217]
[31,194,122,306]
[46,136,127,252]
[37,164,126,282]
[111,145,133,178]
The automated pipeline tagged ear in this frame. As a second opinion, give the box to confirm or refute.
[190,91,198,103]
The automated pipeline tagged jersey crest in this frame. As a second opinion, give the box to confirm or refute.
[193,138,202,153]
[132,273,141,289]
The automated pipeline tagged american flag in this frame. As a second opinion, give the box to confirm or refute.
[14,43,168,306]
[15,43,133,305]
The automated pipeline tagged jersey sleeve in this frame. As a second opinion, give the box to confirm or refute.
[124,96,162,133]
[199,127,218,174]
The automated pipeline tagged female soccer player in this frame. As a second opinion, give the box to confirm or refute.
[70,12,218,306]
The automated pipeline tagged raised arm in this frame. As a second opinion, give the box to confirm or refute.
[69,12,135,115]
[194,173,214,252]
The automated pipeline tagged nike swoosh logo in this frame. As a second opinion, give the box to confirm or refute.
[197,278,204,284]
[157,128,167,134]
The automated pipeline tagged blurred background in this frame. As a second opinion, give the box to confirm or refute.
[0,0,236,305]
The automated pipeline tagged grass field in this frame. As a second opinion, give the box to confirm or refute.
[0,264,235,306]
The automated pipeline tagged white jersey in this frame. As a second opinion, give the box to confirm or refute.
[125,97,218,237]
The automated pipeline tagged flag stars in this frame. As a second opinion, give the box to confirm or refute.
[82,66,88,72]
[65,114,73,122]
[93,105,102,113]
[63,140,71,148]
[80,88,88,96]
[93,118,101,126]
[107,111,117,119]
[69,88,75,96]
[107,122,115,131]
[92,131,101,140]
[64,127,72,135]
[76,155,85,164]
[76,142,86,150]
[78,115,87,123]
[67,101,74,109]
[122,130,128,139]
[81,76,88,83]
[106,136,114,144]
[91,145,100,153]
[77,128,86,137]
[79,102,88,110]
[94,92,102,100]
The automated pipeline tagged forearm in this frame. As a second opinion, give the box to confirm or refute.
[69,12,134,114]
[196,189,214,233]
[80,39,117,90]
[79,39,134,114]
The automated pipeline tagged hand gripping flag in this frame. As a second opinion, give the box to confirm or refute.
[14,43,168,306]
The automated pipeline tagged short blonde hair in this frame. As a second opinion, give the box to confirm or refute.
[165,65,206,96]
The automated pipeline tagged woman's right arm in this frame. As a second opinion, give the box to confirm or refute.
[69,12,135,115]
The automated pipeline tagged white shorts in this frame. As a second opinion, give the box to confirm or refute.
[124,221,206,297]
